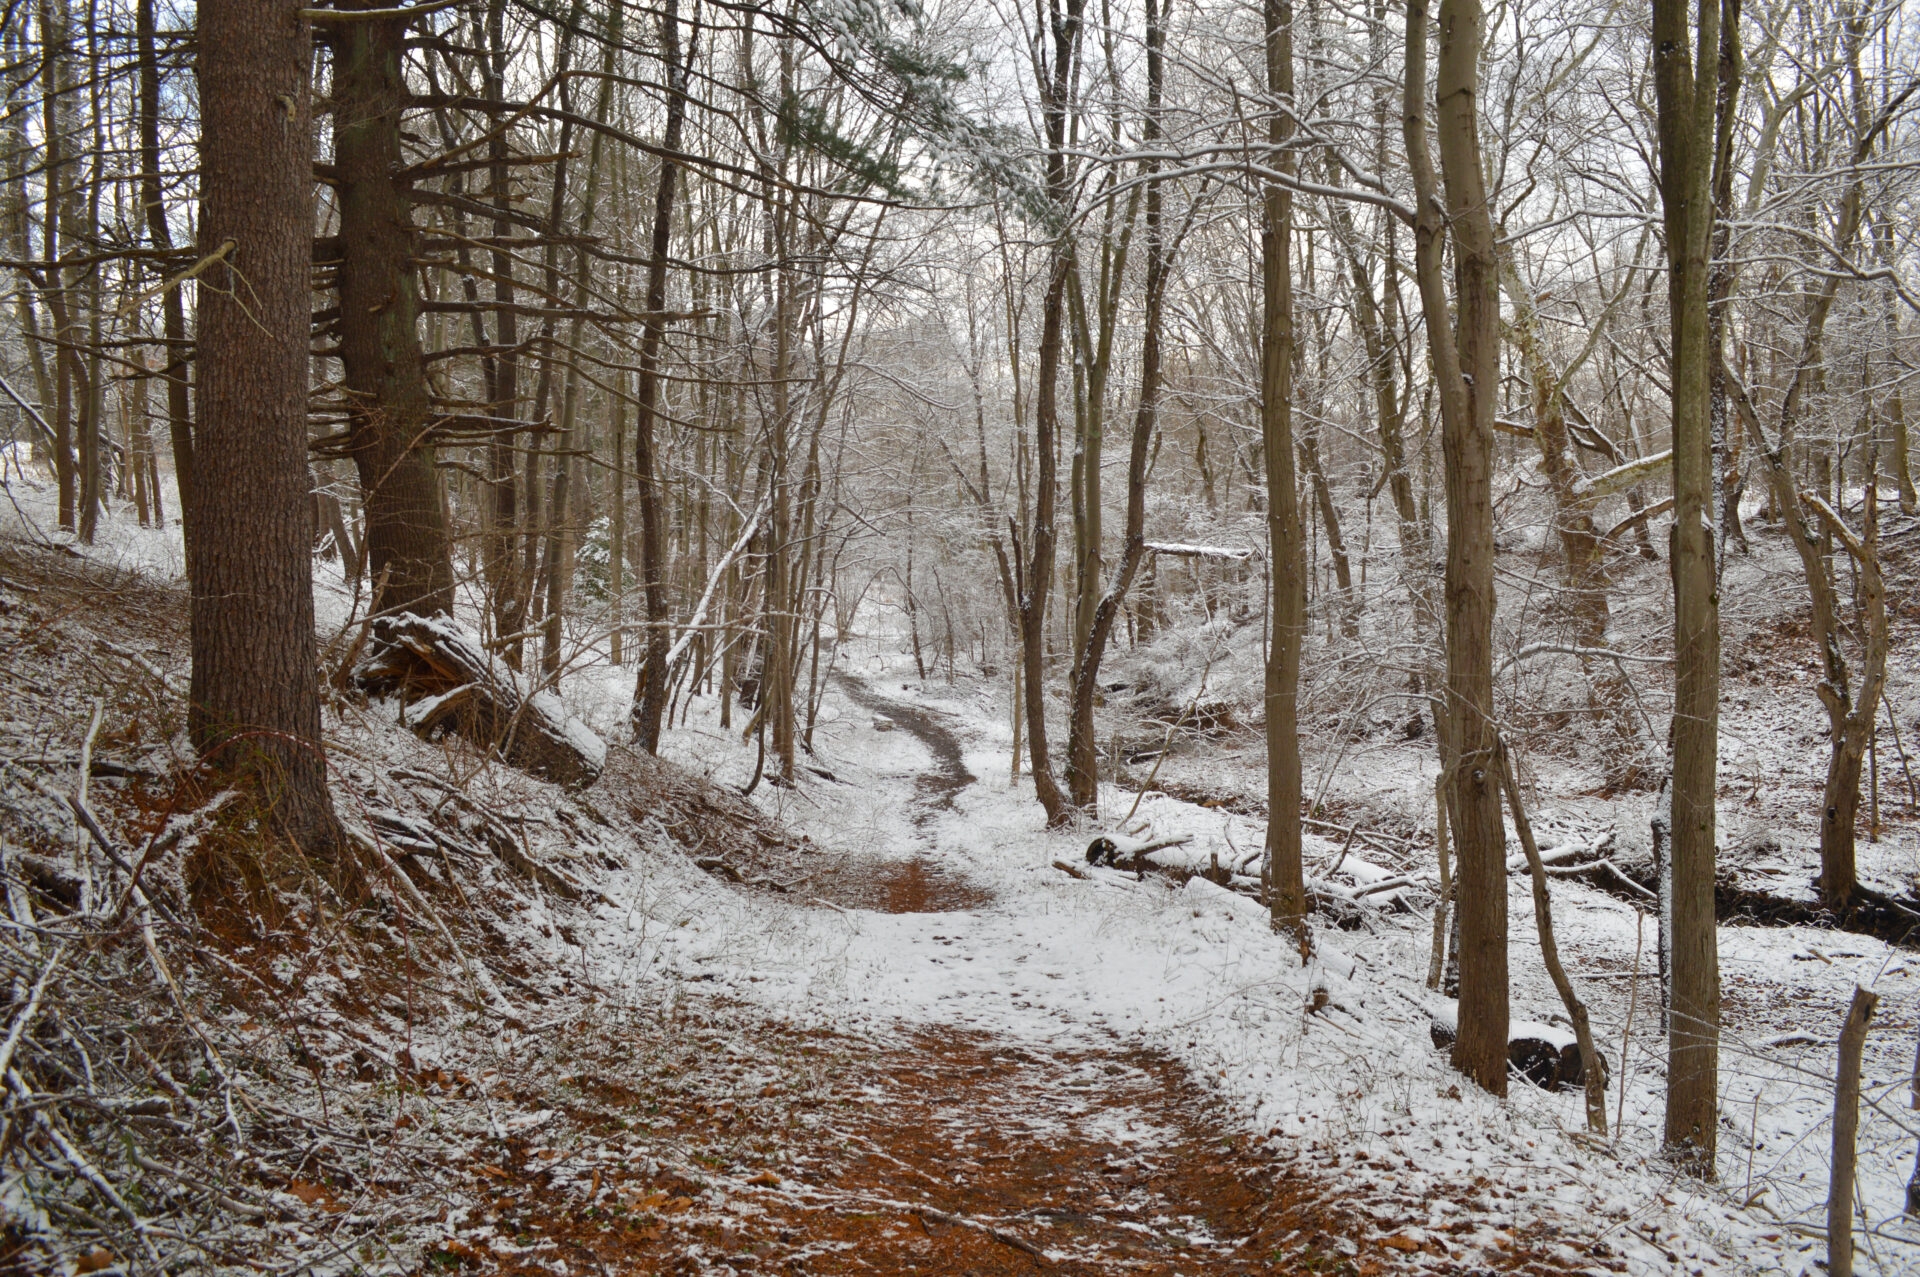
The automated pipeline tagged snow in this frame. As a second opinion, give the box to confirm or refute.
[8,460,1918,1275]
[554,629,1911,1275]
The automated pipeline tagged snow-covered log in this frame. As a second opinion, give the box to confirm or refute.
[1143,541,1258,561]
[355,613,606,788]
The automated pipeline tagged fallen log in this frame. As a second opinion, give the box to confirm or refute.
[1085,833,1193,868]
[356,613,605,788]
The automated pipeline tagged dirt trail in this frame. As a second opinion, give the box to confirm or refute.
[804,675,988,913]
[476,1009,1602,1276]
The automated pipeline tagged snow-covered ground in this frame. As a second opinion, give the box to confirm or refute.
[8,468,1919,1274]
[543,617,1917,1275]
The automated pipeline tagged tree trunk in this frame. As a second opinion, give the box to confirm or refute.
[1022,250,1072,828]
[1261,0,1308,948]
[1708,0,1746,557]
[191,0,347,866]
[332,4,454,618]
[39,0,77,532]
[1017,0,1084,829]
[1652,0,1725,1175]
[1404,0,1508,1095]
[482,0,523,649]
[136,0,193,566]
[631,0,692,751]
[1828,984,1879,1277]
[1064,0,1165,815]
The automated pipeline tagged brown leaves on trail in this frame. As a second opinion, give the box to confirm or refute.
[422,1021,1600,1277]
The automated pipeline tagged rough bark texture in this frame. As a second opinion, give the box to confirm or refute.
[1652,0,1724,1174]
[190,0,345,862]
[332,4,455,619]
[1261,0,1308,949]
[356,615,604,789]
[1828,984,1879,1277]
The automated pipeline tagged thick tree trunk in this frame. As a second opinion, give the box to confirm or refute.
[1652,0,1725,1175]
[1822,739,1868,904]
[191,0,346,865]
[1406,0,1507,1095]
[332,5,454,618]
[1261,0,1308,948]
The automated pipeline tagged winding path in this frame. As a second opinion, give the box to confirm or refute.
[830,671,976,818]
[804,673,987,913]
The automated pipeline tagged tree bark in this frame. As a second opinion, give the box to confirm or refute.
[1652,0,1725,1174]
[1016,0,1084,829]
[191,0,347,865]
[331,3,454,618]
[631,0,693,751]
[1828,983,1879,1277]
[481,0,523,649]
[136,0,193,568]
[1406,0,1507,1095]
[1261,0,1308,949]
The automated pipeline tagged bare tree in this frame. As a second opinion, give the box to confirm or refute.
[1652,0,1726,1174]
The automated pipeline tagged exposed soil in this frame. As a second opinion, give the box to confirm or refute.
[447,1011,1607,1276]
[806,854,993,913]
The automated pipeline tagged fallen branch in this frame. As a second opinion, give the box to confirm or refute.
[1497,735,1608,1133]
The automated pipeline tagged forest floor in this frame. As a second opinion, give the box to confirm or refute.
[459,678,1596,1277]
[5,485,1918,1275]
[0,520,1598,1277]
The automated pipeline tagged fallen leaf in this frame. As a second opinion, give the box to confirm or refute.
[665,1196,694,1213]
[287,1181,330,1206]
[1381,1235,1420,1252]
[476,1164,509,1180]
[76,1249,114,1274]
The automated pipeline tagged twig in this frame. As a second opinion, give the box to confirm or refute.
[76,699,104,914]
[12,1068,163,1265]
[0,943,64,1081]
